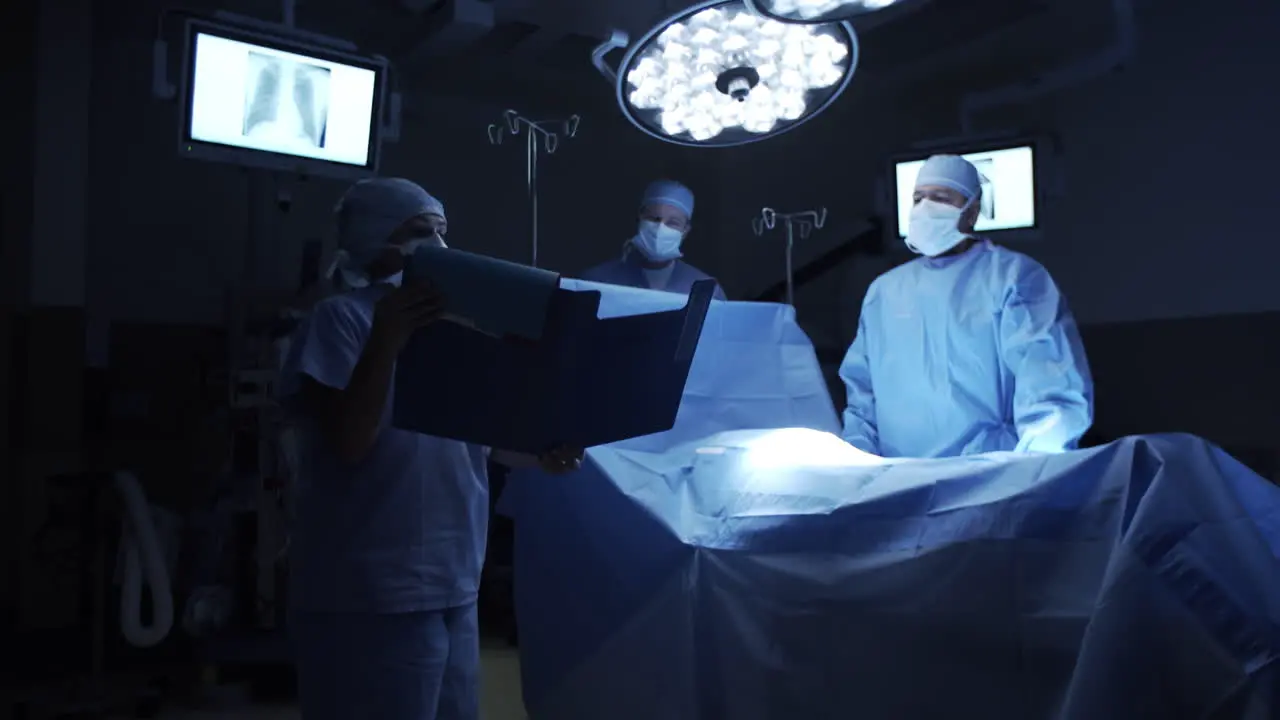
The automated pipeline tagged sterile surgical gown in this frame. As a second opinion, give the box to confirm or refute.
[839,239,1093,458]
[582,252,727,299]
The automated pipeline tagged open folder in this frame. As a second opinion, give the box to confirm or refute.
[391,248,715,454]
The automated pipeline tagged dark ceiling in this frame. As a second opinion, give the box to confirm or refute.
[856,0,1054,74]
[287,0,1062,70]
[224,0,1130,105]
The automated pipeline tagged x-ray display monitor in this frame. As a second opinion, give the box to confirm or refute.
[183,26,381,168]
[893,145,1037,237]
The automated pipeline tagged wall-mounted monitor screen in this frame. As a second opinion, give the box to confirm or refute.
[180,19,386,177]
[892,144,1037,238]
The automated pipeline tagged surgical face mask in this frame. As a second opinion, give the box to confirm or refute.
[632,220,684,262]
[411,230,448,250]
[343,266,406,288]
[905,199,970,257]
[338,232,444,288]
[395,229,447,255]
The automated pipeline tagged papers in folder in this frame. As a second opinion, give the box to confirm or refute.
[406,246,560,341]
[391,275,716,454]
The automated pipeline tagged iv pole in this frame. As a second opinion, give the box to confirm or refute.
[752,207,828,306]
[487,110,580,268]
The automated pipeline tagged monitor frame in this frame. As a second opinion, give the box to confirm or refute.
[177,17,389,180]
[886,137,1046,246]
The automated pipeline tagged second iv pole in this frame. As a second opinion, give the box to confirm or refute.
[752,207,828,306]
[488,109,580,268]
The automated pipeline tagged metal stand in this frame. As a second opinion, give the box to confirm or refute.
[487,110,580,268]
[220,170,290,633]
[752,207,828,306]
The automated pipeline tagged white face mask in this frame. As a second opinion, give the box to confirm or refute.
[338,232,444,288]
[631,220,684,262]
[341,268,405,288]
[418,231,448,250]
[905,199,970,257]
[400,231,446,254]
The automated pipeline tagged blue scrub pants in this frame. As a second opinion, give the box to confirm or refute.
[293,604,480,720]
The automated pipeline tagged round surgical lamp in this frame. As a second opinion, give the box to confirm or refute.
[590,0,859,147]
[744,0,905,24]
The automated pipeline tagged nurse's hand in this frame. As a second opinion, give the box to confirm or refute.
[371,281,445,350]
[538,446,584,474]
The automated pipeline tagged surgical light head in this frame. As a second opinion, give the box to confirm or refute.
[603,1,859,147]
[747,0,904,23]
[331,177,446,287]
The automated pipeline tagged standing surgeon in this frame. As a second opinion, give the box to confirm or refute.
[280,177,583,720]
[582,179,727,299]
[839,155,1093,458]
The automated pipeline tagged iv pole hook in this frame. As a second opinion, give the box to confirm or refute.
[487,110,581,267]
[753,207,828,307]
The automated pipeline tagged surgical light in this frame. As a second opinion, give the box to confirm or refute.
[745,0,905,24]
[590,0,859,147]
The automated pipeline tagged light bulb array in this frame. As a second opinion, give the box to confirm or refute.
[624,5,851,142]
[756,0,901,22]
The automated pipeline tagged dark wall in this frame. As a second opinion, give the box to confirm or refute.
[1083,312,1280,453]
[2,0,38,648]
[71,0,722,533]
[702,0,1280,322]
[84,0,716,329]
[815,308,1280,459]
[742,0,1280,455]
[38,0,1280,471]
[7,0,724,633]
[8,0,1279,648]
[34,0,1280,468]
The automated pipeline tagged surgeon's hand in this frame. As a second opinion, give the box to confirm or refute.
[371,281,445,351]
[538,446,584,474]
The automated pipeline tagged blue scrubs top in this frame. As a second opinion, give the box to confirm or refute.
[280,285,491,613]
[839,239,1093,458]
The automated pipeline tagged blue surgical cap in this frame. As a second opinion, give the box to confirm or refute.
[335,177,444,254]
[915,155,982,200]
[640,180,695,219]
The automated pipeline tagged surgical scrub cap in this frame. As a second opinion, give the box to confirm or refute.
[335,177,444,255]
[328,177,443,281]
[640,180,695,219]
[915,155,982,200]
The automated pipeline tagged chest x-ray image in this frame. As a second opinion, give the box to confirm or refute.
[972,158,996,220]
[242,52,331,150]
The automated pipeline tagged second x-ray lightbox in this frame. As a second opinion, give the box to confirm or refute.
[178,18,388,178]
[890,142,1039,239]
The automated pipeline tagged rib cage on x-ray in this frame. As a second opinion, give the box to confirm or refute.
[242,52,331,149]
[972,158,996,220]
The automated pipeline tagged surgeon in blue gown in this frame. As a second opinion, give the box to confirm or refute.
[581,179,727,299]
[281,178,583,720]
[840,155,1093,458]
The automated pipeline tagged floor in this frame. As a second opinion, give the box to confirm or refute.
[113,646,527,720]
